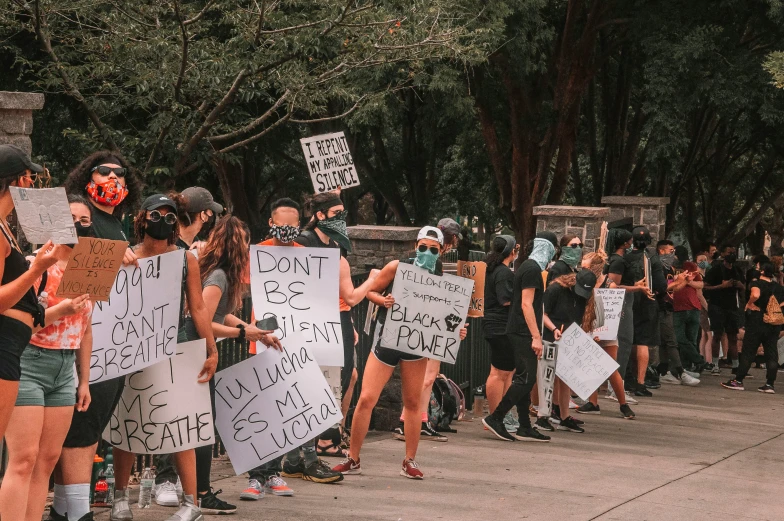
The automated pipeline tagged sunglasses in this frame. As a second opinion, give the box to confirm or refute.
[91,165,127,177]
[567,243,583,249]
[148,210,177,225]
[418,244,439,255]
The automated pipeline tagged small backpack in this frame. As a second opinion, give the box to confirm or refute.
[428,375,463,432]
[764,293,784,325]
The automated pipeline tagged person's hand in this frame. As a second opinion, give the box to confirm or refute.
[76,380,91,412]
[718,279,732,289]
[383,295,395,308]
[60,294,90,316]
[31,241,59,272]
[459,323,468,340]
[244,324,267,342]
[593,336,601,343]
[197,352,218,383]
[532,337,543,358]
[190,241,206,257]
[553,326,563,341]
[354,327,359,346]
[634,278,648,291]
[261,333,283,351]
[122,247,138,267]
[733,280,745,290]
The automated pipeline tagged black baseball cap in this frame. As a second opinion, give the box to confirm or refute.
[181,187,223,214]
[632,226,652,243]
[575,270,597,299]
[141,194,177,212]
[0,144,43,179]
[536,231,559,249]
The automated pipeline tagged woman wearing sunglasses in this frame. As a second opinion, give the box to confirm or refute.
[109,194,218,521]
[333,227,468,479]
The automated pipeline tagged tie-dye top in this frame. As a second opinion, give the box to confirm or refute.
[29,264,93,350]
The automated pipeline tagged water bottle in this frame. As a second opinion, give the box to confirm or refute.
[137,467,154,508]
[93,469,108,506]
[105,464,115,506]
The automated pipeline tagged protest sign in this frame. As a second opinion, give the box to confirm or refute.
[103,340,214,454]
[555,323,619,401]
[592,289,625,340]
[9,187,76,244]
[249,245,343,366]
[57,237,128,301]
[321,366,342,400]
[537,341,558,417]
[457,260,486,318]
[89,250,184,383]
[214,333,342,475]
[299,131,360,193]
[379,263,473,364]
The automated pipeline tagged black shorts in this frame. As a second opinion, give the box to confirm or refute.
[0,315,33,382]
[63,375,126,448]
[485,335,515,372]
[372,344,423,367]
[708,305,743,335]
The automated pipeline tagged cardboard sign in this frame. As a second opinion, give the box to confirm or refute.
[9,187,77,244]
[592,289,625,341]
[249,245,343,366]
[555,323,619,401]
[89,250,184,383]
[57,237,128,301]
[103,340,214,454]
[379,263,473,364]
[457,261,486,318]
[214,334,342,475]
[299,131,360,193]
[537,341,558,417]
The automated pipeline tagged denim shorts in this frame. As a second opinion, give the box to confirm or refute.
[16,345,76,407]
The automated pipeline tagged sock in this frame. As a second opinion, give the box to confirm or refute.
[732,359,739,369]
[53,484,67,515]
[421,412,428,423]
[286,447,302,466]
[302,443,318,466]
[65,483,91,521]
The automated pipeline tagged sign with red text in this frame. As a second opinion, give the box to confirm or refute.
[57,237,128,301]
[300,131,360,193]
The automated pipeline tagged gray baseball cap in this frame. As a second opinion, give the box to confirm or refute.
[0,145,43,179]
[181,187,223,214]
[437,218,463,240]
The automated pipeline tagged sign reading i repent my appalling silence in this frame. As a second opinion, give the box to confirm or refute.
[300,131,360,193]
[380,263,473,364]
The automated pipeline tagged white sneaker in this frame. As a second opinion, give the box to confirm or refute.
[623,391,639,405]
[680,373,700,386]
[660,373,682,385]
[165,495,203,521]
[110,488,133,521]
[711,366,722,375]
[154,481,180,507]
[604,390,618,402]
[683,369,701,379]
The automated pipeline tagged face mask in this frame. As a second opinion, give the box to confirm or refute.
[529,238,556,271]
[86,179,128,207]
[270,224,301,243]
[145,219,174,241]
[560,246,583,268]
[74,221,94,239]
[698,260,710,270]
[414,248,439,273]
[725,253,737,264]
[316,214,352,252]
[659,253,676,270]
[199,213,216,239]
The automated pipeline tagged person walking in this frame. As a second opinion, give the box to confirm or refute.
[704,245,745,371]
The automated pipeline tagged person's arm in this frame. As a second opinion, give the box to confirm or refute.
[367,260,399,307]
[38,294,91,333]
[339,257,380,307]
[183,253,218,382]
[703,269,731,291]
[697,288,709,310]
[745,286,761,311]
[520,287,542,356]
[0,240,61,314]
[497,271,513,307]
[75,321,93,412]
[668,274,690,293]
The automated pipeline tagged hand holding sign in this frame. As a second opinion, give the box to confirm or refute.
[57,237,128,301]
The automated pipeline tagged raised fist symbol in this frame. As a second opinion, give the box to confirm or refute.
[444,313,461,333]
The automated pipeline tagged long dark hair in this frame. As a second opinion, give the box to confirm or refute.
[198,215,250,313]
[304,192,342,231]
[63,150,142,216]
[485,236,510,274]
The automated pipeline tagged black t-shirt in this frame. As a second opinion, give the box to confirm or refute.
[542,282,582,342]
[89,202,127,241]
[483,264,514,337]
[622,249,647,287]
[295,229,346,257]
[748,279,781,319]
[175,237,190,250]
[704,263,745,309]
[657,265,675,312]
[606,253,636,287]
[506,259,544,337]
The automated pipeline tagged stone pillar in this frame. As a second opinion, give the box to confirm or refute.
[346,225,419,274]
[0,92,45,153]
[533,205,610,252]
[601,196,670,241]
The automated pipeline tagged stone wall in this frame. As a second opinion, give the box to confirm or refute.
[0,92,45,153]
[346,225,419,273]
[533,205,610,252]
[601,196,670,241]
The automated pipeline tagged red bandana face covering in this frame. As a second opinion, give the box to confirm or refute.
[86,179,128,207]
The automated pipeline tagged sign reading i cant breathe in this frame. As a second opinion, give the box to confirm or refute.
[299,131,360,193]
[380,263,473,364]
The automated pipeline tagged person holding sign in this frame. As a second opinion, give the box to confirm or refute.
[109,194,218,521]
[175,187,223,253]
[482,231,559,443]
[0,195,94,521]
[333,227,467,479]
[0,145,64,445]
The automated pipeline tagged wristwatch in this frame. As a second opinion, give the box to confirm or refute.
[236,324,246,341]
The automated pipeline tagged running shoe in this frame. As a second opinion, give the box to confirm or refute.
[634,386,653,397]
[620,404,635,420]
[721,379,744,390]
[556,416,585,433]
[154,480,181,507]
[482,415,515,441]
[164,495,203,521]
[644,380,661,389]
[569,399,579,409]
[303,460,343,483]
[332,456,361,475]
[239,479,265,501]
[711,365,721,375]
[513,427,551,442]
[576,402,600,415]
[534,417,555,432]
[549,412,562,425]
[264,475,294,496]
[660,373,682,385]
[606,389,639,405]
[683,369,701,379]
[393,421,405,441]
[400,458,424,479]
[680,373,700,386]
[110,488,132,521]
[758,384,775,394]
[702,362,715,373]
[197,489,236,515]
[570,416,585,425]
[421,422,448,442]
[280,460,305,479]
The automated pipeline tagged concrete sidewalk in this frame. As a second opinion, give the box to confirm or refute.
[94,367,784,521]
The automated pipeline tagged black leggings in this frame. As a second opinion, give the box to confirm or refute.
[491,334,537,429]
[339,311,354,394]
[735,317,780,385]
[195,377,217,492]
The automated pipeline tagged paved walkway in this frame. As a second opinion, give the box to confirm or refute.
[94,367,784,521]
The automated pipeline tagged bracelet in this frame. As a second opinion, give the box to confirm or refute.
[236,324,246,341]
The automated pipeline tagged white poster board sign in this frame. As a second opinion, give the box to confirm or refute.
[537,341,558,417]
[555,323,619,401]
[90,250,184,383]
[214,334,342,475]
[321,366,342,400]
[249,245,343,366]
[299,131,360,193]
[380,263,473,364]
[592,289,625,340]
[10,187,77,244]
[102,340,214,454]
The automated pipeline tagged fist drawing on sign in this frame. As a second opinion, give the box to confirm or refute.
[444,313,462,333]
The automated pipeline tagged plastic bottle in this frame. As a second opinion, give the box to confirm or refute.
[89,455,104,505]
[138,467,154,508]
[105,463,115,506]
[93,468,108,506]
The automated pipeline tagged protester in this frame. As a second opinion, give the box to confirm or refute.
[110,194,219,521]
[695,252,717,374]
[0,195,92,521]
[703,245,745,371]
[722,262,783,393]
[175,187,223,252]
[333,226,467,478]
[625,227,657,399]
[673,261,709,374]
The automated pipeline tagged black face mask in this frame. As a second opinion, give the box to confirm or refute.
[725,253,737,264]
[74,222,95,239]
[145,219,174,241]
[199,213,216,240]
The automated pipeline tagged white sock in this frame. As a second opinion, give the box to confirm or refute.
[52,484,67,515]
[65,483,91,520]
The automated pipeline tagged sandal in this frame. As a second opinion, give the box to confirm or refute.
[316,440,348,458]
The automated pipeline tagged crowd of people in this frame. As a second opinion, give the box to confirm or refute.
[0,143,780,521]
